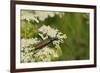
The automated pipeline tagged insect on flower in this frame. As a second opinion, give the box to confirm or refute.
[33,25,67,50]
[34,37,58,50]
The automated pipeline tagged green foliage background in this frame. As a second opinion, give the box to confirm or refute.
[21,10,89,61]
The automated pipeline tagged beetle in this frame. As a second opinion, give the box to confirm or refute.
[34,37,58,50]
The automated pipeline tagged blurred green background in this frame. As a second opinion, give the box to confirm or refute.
[21,10,90,61]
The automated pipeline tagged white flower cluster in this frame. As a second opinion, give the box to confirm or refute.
[33,46,59,62]
[21,25,67,63]
[21,38,40,48]
[21,38,40,62]
[38,25,58,38]
[21,11,39,23]
[21,47,35,63]
[21,40,59,62]
[38,25,67,48]
[34,11,64,21]
[21,10,64,22]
